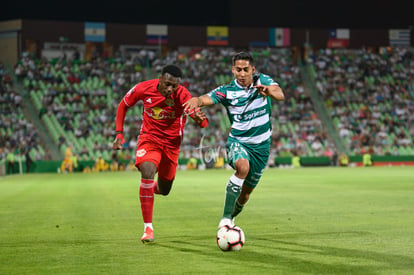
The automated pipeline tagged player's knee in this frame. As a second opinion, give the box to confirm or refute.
[234,159,249,178]
[139,162,157,178]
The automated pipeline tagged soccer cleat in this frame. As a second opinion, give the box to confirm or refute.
[141,227,154,243]
[218,217,234,229]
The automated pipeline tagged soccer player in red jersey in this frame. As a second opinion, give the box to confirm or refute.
[112,64,208,243]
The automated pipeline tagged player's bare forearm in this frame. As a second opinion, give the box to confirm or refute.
[183,95,213,113]
[268,85,285,101]
[198,95,214,107]
[254,85,285,101]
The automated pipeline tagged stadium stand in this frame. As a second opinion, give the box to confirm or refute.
[0,61,48,172]
[15,54,148,161]
[307,47,414,156]
[4,46,413,169]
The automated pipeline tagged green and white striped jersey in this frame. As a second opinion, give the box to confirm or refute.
[208,73,279,145]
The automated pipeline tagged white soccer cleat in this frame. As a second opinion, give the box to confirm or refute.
[218,217,234,229]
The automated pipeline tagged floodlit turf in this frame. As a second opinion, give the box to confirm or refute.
[1,167,414,274]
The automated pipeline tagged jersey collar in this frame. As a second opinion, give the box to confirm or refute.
[234,79,254,90]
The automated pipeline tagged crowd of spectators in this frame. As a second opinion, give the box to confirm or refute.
[308,47,414,155]
[0,61,48,173]
[14,52,150,161]
[9,47,334,164]
[6,45,413,169]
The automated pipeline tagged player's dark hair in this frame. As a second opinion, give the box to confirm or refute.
[232,52,254,65]
[162,64,182,78]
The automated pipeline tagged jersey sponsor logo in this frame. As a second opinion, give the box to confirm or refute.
[216,91,225,100]
[234,107,267,122]
[146,98,152,103]
[144,107,176,119]
[234,114,241,122]
[136,149,146,157]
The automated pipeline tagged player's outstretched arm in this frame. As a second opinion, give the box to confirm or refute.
[183,95,213,113]
[112,100,129,150]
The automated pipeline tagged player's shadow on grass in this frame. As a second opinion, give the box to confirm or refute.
[156,231,414,274]
[251,231,414,274]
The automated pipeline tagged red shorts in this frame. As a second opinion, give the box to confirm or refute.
[135,135,180,182]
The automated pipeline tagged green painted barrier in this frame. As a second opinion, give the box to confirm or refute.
[3,155,414,174]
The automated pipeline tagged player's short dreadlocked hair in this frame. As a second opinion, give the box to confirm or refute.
[162,64,182,78]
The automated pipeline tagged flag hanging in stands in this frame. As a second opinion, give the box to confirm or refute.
[389,29,410,46]
[207,26,228,46]
[327,28,350,48]
[84,22,106,42]
[269,28,290,47]
[328,28,350,39]
[146,25,168,45]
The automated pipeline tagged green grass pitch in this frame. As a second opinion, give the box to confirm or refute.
[1,167,414,274]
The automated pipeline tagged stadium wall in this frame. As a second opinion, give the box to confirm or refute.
[2,19,411,63]
[0,19,21,65]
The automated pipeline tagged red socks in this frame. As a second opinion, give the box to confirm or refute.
[153,181,160,194]
[139,179,155,223]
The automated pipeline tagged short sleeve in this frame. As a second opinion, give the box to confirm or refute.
[207,86,227,105]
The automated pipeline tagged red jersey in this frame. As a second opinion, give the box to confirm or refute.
[123,79,192,147]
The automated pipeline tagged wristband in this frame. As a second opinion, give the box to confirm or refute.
[116,133,124,144]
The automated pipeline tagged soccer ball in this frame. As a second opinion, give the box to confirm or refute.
[216,224,245,251]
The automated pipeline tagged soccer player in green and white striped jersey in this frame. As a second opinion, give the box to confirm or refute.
[183,52,285,228]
